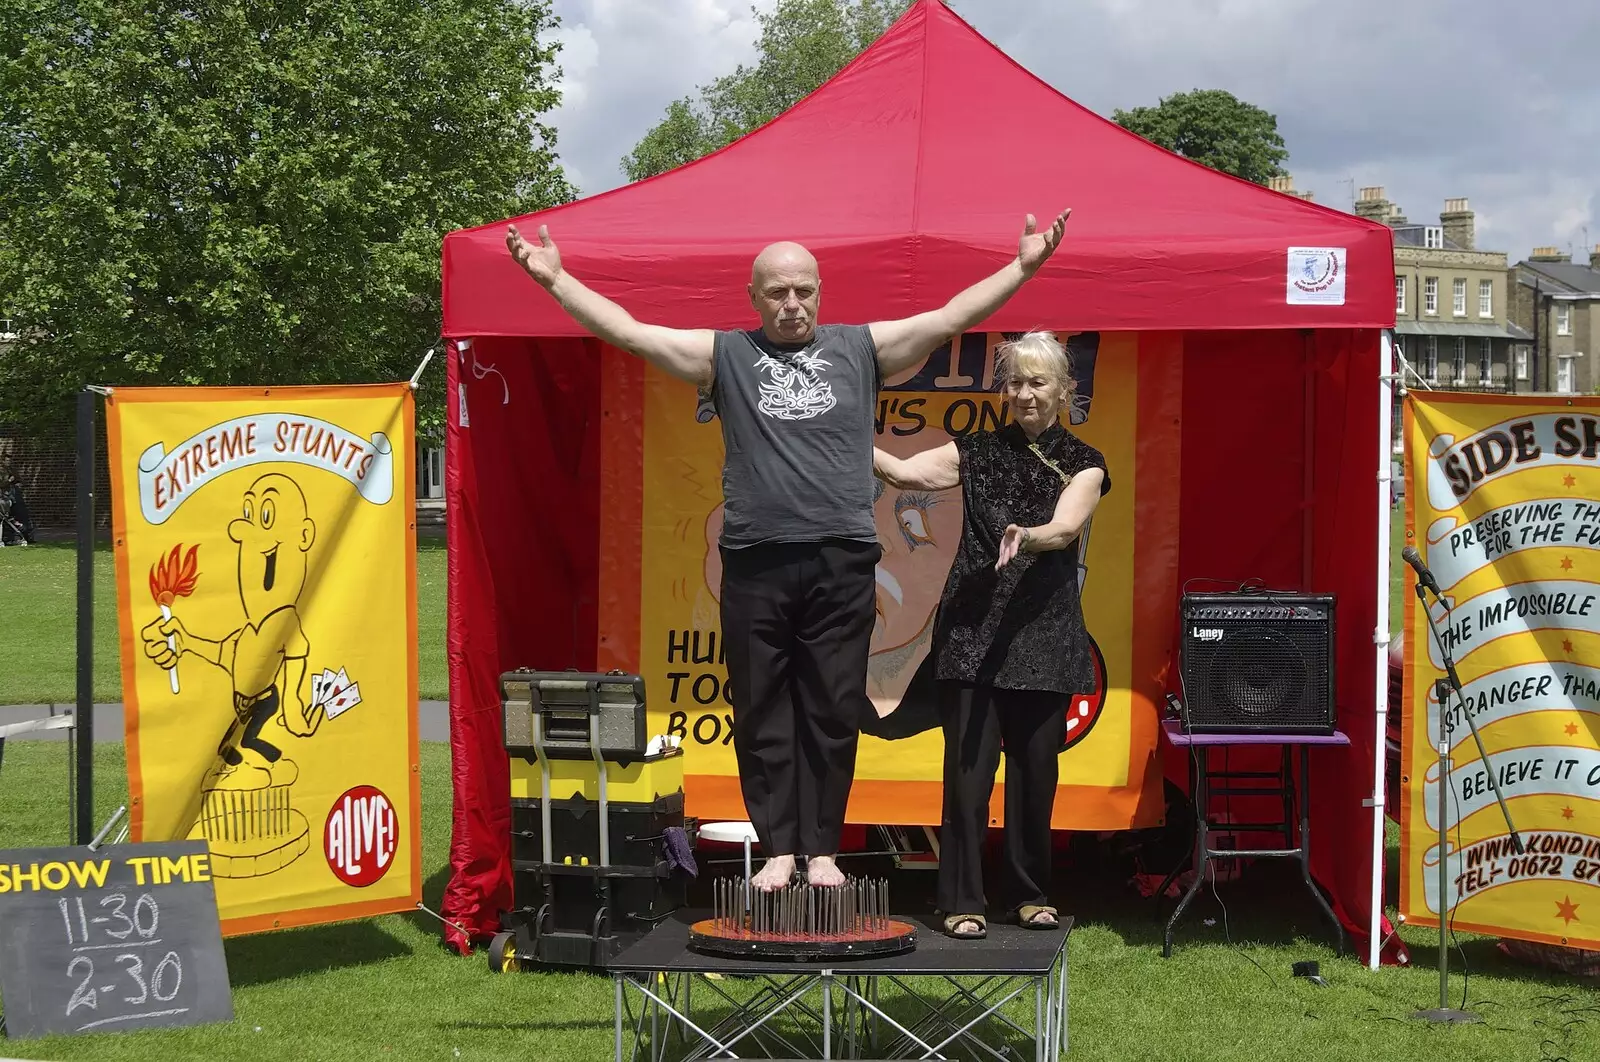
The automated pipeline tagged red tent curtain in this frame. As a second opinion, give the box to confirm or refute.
[1174,328,1381,953]
[442,337,601,950]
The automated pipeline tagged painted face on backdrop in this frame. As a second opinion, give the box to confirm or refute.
[228,473,316,623]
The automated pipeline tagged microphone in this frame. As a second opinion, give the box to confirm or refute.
[1401,545,1443,598]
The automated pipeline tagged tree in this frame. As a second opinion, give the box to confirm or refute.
[1112,89,1288,185]
[0,0,575,436]
[622,0,911,182]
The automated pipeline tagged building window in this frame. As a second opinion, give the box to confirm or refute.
[1395,276,1406,314]
[1455,337,1468,384]
[1425,336,1439,382]
[1479,337,1493,385]
[1453,278,1467,316]
[417,444,444,500]
[1557,304,1572,335]
[1425,277,1439,315]
[1425,226,1444,249]
[1515,347,1530,380]
[1557,356,1575,394]
[1479,279,1493,318]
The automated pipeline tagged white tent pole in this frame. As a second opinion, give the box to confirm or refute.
[1370,330,1398,969]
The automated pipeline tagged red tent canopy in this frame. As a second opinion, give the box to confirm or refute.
[438,0,1399,965]
[443,0,1392,336]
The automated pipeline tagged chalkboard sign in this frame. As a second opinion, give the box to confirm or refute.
[0,841,233,1039]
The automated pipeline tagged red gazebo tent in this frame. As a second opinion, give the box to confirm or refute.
[439,0,1398,962]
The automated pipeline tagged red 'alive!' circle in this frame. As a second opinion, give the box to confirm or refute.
[323,785,399,888]
[1061,636,1108,753]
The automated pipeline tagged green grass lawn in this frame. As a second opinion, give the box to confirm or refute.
[0,539,448,704]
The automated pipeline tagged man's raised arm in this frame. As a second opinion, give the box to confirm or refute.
[507,224,715,386]
[869,210,1071,378]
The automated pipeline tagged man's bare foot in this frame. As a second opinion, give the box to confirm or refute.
[751,854,795,891]
[806,854,846,887]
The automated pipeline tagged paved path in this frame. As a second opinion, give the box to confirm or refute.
[0,702,453,743]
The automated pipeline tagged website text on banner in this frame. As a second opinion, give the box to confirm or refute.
[1402,392,1600,950]
[106,384,422,937]
[603,329,1177,831]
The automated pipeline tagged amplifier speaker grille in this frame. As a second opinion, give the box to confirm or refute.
[1178,593,1336,735]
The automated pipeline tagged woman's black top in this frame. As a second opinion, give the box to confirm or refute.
[931,422,1110,695]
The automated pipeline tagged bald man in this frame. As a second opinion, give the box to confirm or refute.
[507,213,1071,890]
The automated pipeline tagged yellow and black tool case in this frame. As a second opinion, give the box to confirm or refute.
[510,751,687,870]
[491,670,695,973]
[502,668,647,761]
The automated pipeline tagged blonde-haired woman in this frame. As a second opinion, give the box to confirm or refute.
[872,331,1108,939]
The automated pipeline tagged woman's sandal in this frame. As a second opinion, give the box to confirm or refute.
[1017,905,1060,930]
[943,914,987,940]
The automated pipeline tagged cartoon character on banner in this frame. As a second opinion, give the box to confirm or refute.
[142,473,363,878]
[695,332,1108,751]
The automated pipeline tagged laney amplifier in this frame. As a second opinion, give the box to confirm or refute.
[1178,593,1336,735]
[502,670,648,760]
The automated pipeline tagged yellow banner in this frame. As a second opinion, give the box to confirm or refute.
[1401,392,1600,950]
[635,331,1148,827]
[106,385,420,936]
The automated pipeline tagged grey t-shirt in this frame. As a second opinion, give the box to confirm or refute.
[712,324,881,548]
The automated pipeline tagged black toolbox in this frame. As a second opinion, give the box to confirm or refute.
[490,670,694,973]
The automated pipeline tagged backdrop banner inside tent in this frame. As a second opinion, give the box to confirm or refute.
[596,329,1176,830]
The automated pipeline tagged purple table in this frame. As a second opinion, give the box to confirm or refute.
[1157,717,1349,958]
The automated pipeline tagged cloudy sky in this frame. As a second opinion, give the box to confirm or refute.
[545,0,1596,263]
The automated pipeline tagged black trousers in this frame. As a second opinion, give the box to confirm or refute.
[936,681,1066,917]
[220,688,283,766]
[720,539,879,857]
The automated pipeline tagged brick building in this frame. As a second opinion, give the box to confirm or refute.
[1509,247,1600,395]
[1351,188,1530,394]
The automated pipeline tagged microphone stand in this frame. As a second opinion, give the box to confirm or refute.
[1411,577,1524,1024]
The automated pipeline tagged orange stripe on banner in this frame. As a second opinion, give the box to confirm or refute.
[1399,395,1418,918]
[103,383,414,404]
[402,389,423,911]
[222,894,422,938]
[105,394,148,841]
[1118,330,1184,829]
[1395,914,1593,950]
[684,774,1178,832]
[598,346,645,674]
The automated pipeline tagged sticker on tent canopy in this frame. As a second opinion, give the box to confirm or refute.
[1286,246,1346,305]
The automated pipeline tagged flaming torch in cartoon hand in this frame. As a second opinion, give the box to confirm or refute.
[149,544,200,694]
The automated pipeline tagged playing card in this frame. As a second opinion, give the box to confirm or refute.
[324,681,362,720]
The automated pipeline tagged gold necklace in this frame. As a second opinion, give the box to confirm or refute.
[1028,441,1071,484]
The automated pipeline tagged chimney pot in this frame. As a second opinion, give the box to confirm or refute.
[1440,198,1475,251]
[1354,185,1392,221]
[1530,246,1569,263]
